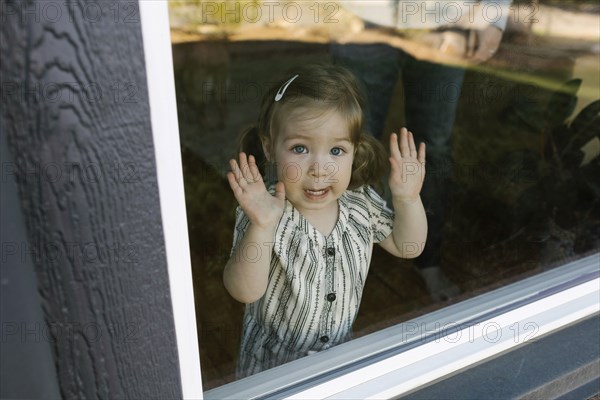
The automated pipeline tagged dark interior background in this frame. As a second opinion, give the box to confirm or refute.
[170,1,600,389]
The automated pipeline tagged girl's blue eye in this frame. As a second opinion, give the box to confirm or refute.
[330,147,344,156]
[292,145,307,154]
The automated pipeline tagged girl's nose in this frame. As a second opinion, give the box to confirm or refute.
[308,161,326,178]
[308,155,336,182]
[308,155,328,179]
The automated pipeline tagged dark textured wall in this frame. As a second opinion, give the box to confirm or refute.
[1,1,182,397]
[1,121,62,399]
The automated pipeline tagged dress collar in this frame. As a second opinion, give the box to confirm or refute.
[280,191,350,247]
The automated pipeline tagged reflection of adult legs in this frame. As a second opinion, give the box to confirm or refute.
[402,55,465,301]
[332,43,401,139]
[333,44,463,301]
[332,43,403,205]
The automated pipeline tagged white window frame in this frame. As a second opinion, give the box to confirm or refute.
[140,1,203,398]
[139,2,600,399]
[205,254,599,399]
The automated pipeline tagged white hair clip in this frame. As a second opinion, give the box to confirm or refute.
[274,74,299,102]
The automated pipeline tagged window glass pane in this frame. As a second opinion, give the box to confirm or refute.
[168,0,600,390]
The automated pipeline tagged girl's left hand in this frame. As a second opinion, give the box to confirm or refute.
[388,128,426,202]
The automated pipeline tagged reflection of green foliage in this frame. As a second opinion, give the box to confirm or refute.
[502,79,600,252]
[170,0,262,28]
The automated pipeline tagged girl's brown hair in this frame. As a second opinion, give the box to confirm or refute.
[238,63,387,190]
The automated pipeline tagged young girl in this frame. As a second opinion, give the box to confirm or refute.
[224,64,427,377]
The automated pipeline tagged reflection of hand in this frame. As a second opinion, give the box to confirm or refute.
[388,128,426,202]
[227,153,285,229]
[466,25,504,63]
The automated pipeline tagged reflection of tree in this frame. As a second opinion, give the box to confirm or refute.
[502,79,600,261]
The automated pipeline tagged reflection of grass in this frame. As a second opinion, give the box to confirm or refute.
[473,61,599,103]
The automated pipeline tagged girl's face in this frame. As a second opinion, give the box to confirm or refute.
[267,107,354,216]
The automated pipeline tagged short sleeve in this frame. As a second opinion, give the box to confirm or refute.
[230,206,251,256]
[363,185,394,243]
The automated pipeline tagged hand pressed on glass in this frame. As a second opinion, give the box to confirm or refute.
[388,128,426,203]
[227,152,285,230]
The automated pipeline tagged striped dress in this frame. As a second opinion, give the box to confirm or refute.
[231,185,394,378]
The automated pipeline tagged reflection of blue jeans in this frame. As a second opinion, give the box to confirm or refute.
[332,43,466,268]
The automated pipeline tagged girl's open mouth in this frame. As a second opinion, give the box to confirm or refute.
[304,188,329,200]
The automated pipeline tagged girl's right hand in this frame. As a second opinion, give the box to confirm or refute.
[227,153,286,229]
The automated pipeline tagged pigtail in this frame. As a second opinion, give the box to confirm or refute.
[237,125,274,180]
[349,133,388,191]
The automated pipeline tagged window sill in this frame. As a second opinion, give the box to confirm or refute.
[205,253,599,399]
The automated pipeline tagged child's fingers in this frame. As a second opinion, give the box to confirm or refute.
[390,133,402,160]
[418,142,426,165]
[239,152,252,182]
[239,153,257,187]
[408,131,417,158]
[226,171,243,197]
[248,155,262,183]
[230,158,240,179]
[230,158,248,188]
[399,128,410,158]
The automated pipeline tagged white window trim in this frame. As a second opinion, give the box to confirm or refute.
[206,253,599,399]
[139,1,203,399]
[140,2,600,399]
[291,265,599,399]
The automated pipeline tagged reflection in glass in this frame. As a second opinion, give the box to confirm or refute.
[168,0,600,389]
